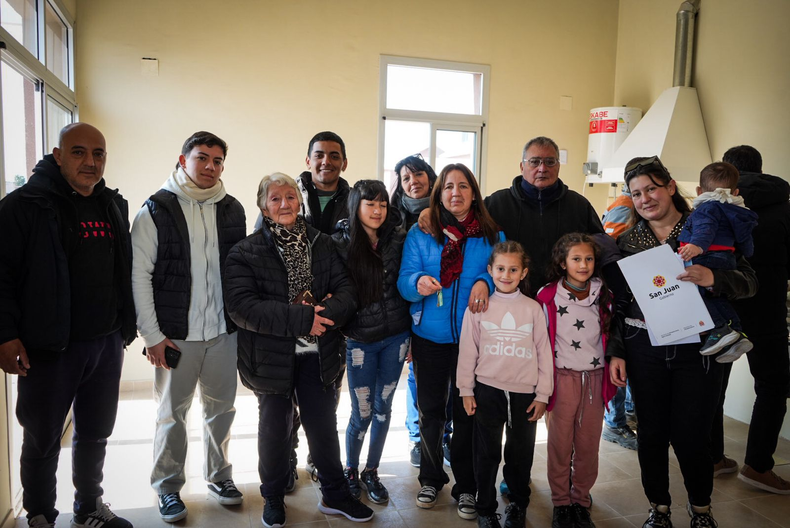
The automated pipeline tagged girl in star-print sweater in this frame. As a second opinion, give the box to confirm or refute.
[535,233,617,527]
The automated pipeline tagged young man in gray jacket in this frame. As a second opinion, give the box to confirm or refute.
[131,131,246,522]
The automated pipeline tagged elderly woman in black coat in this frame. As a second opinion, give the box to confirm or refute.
[224,172,373,528]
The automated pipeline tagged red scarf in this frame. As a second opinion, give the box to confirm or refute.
[439,209,483,287]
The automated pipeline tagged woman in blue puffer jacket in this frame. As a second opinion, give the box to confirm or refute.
[397,163,504,518]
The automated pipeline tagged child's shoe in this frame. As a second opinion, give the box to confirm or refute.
[700,325,741,356]
[687,503,717,528]
[504,503,526,528]
[715,335,753,363]
[642,503,672,528]
[551,505,576,528]
[478,513,502,528]
[571,503,595,528]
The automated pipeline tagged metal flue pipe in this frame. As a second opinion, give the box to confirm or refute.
[673,0,700,87]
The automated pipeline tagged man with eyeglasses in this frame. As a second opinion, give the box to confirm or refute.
[485,136,604,295]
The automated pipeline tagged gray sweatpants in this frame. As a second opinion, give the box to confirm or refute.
[151,332,238,494]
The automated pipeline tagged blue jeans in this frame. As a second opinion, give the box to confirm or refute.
[406,362,453,444]
[604,382,634,428]
[692,251,742,331]
[345,332,410,469]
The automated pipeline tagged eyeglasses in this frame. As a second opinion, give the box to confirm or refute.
[624,155,671,180]
[523,157,559,168]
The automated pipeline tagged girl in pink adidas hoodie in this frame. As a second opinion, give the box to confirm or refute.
[457,241,553,527]
[536,233,617,528]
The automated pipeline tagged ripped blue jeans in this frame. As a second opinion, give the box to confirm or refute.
[345,331,410,470]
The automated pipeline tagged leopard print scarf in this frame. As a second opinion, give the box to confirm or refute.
[264,215,315,344]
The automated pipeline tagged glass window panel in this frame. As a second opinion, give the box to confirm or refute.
[2,60,43,196]
[1,0,37,56]
[383,120,431,193]
[386,65,482,115]
[45,1,69,85]
[46,96,72,151]
[435,129,477,177]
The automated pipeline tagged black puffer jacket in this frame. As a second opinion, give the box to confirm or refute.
[0,155,136,352]
[485,176,604,295]
[224,222,357,396]
[332,220,411,343]
[733,172,790,337]
[297,171,350,235]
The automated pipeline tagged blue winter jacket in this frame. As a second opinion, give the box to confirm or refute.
[678,200,758,257]
[397,224,505,344]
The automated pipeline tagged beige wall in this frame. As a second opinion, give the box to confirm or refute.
[74,0,618,221]
[615,0,790,439]
[75,0,619,380]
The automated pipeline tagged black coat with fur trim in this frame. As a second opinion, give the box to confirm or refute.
[224,222,357,395]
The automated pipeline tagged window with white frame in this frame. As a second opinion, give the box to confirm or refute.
[0,0,75,515]
[378,56,490,193]
[0,0,75,198]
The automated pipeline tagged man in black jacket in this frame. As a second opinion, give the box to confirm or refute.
[298,131,351,235]
[712,145,790,494]
[254,131,351,235]
[484,136,604,295]
[0,123,135,528]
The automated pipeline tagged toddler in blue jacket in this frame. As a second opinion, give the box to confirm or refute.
[678,162,758,363]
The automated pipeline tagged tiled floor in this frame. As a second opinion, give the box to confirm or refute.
[13,366,790,528]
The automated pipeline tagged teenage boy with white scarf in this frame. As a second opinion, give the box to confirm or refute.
[131,131,247,522]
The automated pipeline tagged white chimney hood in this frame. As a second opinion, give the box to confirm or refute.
[599,86,712,184]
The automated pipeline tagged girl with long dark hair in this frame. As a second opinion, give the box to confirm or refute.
[332,180,411,504]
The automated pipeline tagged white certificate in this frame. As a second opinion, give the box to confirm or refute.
[618,244,713,345]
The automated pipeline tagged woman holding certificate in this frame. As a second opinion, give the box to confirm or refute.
[607,156,757,528]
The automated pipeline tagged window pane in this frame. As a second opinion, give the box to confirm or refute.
[2,61,42,196]
[383,120,431,192]
[1,0,37,56]
[435,130,477,177]
[45,1,69,85]
[46,96,72,151]
[386,65,482,115]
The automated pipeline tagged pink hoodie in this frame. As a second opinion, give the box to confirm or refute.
[456,290,554,403]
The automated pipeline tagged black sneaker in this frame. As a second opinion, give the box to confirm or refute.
[344,467,362,499]
[443,442,452,467]
[306,453,318,482]
[360,468,389,504]
[504,503,527,528]
[687,503,717,528]
[478,513,502,528]
[207,479,244,505]
[457,492,477,520]
[551,505,576,528]
[602,424,638,450]
[318,494,374,522]
[262,495,286,528]
[642,504,672,528]
[572,503,595,528]
[158,492,187,523]
[410,442,421,467]
[700,325,740,356]
[715,336,753,363]
[72,497,133,527]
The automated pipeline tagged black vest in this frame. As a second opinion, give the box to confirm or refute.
[146,189,246,339]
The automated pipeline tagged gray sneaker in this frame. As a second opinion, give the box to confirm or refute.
[602,424,638,450]
[715,336,753,363]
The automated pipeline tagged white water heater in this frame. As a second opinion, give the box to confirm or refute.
[583,106,642,180]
